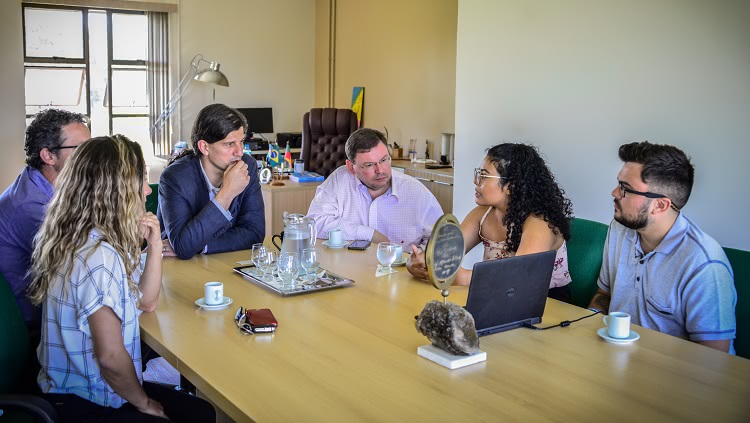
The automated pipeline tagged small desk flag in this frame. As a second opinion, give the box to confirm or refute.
[266,142,281,168]
[284,142,293,169]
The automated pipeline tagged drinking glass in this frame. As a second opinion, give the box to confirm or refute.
[251,243,266,276]
[277,252,300,290]
[300,248,320,283]
[294,159,305,173]
[377,242,400,273]
[258,250,277,282]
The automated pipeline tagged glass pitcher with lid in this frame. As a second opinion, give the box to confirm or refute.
[271,212,317,258]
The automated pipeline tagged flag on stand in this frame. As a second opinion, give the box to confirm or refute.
[284,142,293,170]
[266,142,281,168]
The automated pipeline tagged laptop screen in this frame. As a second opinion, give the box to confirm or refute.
[465,250,556,336]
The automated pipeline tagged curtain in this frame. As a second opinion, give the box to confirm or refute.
[147,11,170,156]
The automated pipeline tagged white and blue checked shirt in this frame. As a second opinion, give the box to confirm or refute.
[307,166,443,248]
[37,230,143,407]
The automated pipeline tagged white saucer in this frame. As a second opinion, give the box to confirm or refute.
[392,253,408,267]
[195,296,233,310]
[597,327,640,344]
[322,240,348,249]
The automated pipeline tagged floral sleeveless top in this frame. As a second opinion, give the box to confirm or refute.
[479,207,572,288]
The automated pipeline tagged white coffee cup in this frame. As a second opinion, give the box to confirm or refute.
[328,229,343,246]
[204,282,224,306]
[603,312,631,339]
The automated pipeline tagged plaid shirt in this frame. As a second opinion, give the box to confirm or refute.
[307,166,444,247]
[37,230,143,408]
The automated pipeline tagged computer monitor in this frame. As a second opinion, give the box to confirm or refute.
[237,107,274,135]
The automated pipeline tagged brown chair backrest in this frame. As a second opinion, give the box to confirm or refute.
[301,108,359,177]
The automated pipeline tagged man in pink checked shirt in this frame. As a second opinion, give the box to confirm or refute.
[306,128,443,249]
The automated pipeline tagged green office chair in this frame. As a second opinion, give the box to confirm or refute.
[0,272,57,422]
[566,218,609,308]
[724,247,749,359]
[145,183,159,215]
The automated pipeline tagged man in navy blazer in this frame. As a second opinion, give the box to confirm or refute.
[158,104,265,259]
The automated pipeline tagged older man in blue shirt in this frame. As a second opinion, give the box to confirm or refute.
[0,109,90,328]
[589,141,736,353]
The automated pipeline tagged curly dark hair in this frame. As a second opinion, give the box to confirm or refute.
[486,143,573,253]
[25,109,88,169]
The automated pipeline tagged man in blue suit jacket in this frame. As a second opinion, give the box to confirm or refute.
[158,104,265,259]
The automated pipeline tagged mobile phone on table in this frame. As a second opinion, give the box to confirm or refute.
[347,240,371,250]
[246,308,278,333]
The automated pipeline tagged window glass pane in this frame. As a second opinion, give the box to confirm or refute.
[112,69,149,114]
[25,67,87,115]
[88,11,109,137]
[24,8,83,58]
[112,13,147,61]
[112,117,153,157]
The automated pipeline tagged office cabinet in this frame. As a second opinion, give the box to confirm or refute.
[393,162,454,213]
[261,180,322,238]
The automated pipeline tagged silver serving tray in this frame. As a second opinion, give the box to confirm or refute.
[233,265,354,296]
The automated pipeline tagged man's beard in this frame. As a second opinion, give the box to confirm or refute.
[614,200,650,230]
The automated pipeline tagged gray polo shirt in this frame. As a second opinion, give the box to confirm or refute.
[598,214,736,354]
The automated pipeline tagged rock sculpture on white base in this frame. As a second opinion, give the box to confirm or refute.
[415,300,480,356]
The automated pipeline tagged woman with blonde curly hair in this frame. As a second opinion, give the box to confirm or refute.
[28,135,214,422]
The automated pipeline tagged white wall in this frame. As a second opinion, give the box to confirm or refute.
[0,0,29,189]
[176,0,315,141]
[455,0,750,250]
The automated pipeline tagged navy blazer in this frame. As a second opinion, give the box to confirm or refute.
[158,154,265,259]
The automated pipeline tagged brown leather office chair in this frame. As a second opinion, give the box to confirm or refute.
[301,108,359,177]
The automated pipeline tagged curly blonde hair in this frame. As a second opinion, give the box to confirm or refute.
[28,135,146,304]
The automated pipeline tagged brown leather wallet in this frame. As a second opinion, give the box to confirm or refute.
[246,308,278,331]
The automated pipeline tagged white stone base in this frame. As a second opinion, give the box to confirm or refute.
[417,344,487,369]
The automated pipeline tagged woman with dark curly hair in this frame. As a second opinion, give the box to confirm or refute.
[407,143,574,302]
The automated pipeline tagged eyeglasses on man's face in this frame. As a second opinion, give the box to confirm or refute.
[354,155,391,170]
[473,168,506,186]
[49,145,80,152]
[617,182,680,212]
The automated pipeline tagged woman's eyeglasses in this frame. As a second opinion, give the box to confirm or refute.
[473,168,506,185]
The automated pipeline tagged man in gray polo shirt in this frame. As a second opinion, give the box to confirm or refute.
[589,141,736,353]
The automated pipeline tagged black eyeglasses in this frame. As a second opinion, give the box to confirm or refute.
[234,306,254,335]
[618,182,680,212]
[49,145,80,151]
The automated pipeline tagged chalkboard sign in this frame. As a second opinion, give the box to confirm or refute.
[425,214,465,293]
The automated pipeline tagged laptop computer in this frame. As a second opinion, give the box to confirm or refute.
[465,250,556,336]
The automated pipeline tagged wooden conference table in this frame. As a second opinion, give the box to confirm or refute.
[139,245,750,422]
